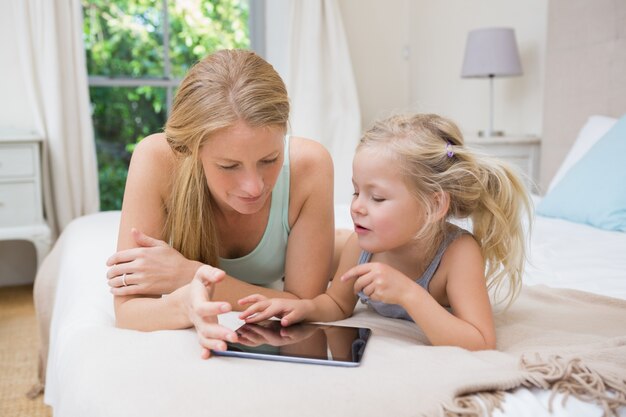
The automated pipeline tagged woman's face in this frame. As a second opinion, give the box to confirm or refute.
[200,120,285,215]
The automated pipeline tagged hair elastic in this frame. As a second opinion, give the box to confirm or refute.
[446,141,454,158]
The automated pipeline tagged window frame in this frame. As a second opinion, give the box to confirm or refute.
[86,0,264,116]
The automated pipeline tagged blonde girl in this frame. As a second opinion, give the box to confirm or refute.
[238,113,531,351]
[106,49,335,358]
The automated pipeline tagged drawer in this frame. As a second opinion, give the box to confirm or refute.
[0,182,39,227]
[0,144,36,178]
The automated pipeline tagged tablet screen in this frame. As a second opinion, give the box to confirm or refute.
[213,320,371,367]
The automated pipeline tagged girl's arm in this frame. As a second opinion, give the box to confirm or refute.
[239,233,362,325]
[400,235,496,351]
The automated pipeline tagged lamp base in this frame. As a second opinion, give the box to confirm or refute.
[478,130,505,138]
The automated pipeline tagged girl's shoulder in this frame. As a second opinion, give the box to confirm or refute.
[444,224,481,257]
[441,228,484,279]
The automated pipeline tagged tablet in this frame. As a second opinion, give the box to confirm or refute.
[212,320,371,367]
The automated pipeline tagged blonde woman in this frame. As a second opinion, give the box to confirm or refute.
[105,49,335,358]
[240,113,531,351]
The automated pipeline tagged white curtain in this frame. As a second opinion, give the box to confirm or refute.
[284,0,362,205]
[11,0,99,236]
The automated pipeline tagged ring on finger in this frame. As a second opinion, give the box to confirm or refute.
[122,273,128,287]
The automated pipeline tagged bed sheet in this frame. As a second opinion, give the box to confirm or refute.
[43,208,626,417]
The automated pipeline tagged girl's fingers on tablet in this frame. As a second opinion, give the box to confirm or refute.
[238,294,267,306]
[281,310,304,326]
[239,301,269,320]
[243,308,275,323]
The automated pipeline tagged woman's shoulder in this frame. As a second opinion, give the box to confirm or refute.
[288,136,332,175]
[286,136,334,226]
[287,135,332,198]
[127,133,176,194]
[133,133,175,163]
[288,136,333,190]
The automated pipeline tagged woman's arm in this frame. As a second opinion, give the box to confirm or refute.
[282,137,335,298]
[108,133,201,295]
[115,265,238,359]
[110,135,208,331]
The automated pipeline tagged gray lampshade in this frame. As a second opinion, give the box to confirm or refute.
[461,27,522,78]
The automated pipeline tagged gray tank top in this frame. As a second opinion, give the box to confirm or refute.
[357,225,468,321]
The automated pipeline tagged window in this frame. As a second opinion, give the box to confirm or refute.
[82,0,261,210]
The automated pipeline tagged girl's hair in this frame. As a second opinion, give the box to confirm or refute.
[163,49,289,266]
[358,113,531,306]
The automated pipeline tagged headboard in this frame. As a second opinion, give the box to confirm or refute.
[540,0,626,192]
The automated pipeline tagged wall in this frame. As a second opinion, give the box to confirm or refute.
[0,3,35,130]
[339,0,548,138]
[541,0,626,190]
[408,0,547,138]
[0,4,40,286]
[338,0,411,130]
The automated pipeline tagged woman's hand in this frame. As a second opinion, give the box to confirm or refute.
[341,262,417,306]
[187,265,239,359]
[106,228,201,296]
[238,294,314,327]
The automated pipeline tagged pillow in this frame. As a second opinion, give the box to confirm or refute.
[548,115,617,192]
[537,115,626,232]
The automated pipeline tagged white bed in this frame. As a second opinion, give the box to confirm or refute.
[36,117,626,417]
[38,201,626,417]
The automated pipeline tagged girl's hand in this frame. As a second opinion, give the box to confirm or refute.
[106,228,200,296]
[238,295,314,327]
[236,321,321,347]
[187,265,238,359]
[341,262,416,306]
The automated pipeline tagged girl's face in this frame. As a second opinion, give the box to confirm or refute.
[200,120,284,215]
[351,146,424,253]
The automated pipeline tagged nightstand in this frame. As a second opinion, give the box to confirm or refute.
[464,134,541,193]
[0,130,52,267]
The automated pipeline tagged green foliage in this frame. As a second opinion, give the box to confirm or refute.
[83,0,250,210]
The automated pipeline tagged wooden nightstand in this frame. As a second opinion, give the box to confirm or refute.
[0,130,52,267]
[464,134,541,193]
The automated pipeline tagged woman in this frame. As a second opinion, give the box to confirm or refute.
[105,49,335,358]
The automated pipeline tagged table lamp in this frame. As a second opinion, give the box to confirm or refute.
[461,27,522,137]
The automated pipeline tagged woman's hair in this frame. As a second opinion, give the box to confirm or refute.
[163,49,290,266]
[358,113,531,306]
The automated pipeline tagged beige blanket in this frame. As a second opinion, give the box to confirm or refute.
[341,285,626,416]
[451,286,626,415]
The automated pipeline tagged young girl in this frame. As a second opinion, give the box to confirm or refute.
[237,113,531,351]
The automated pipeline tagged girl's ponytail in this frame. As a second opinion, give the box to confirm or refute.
[469,156,532,306]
